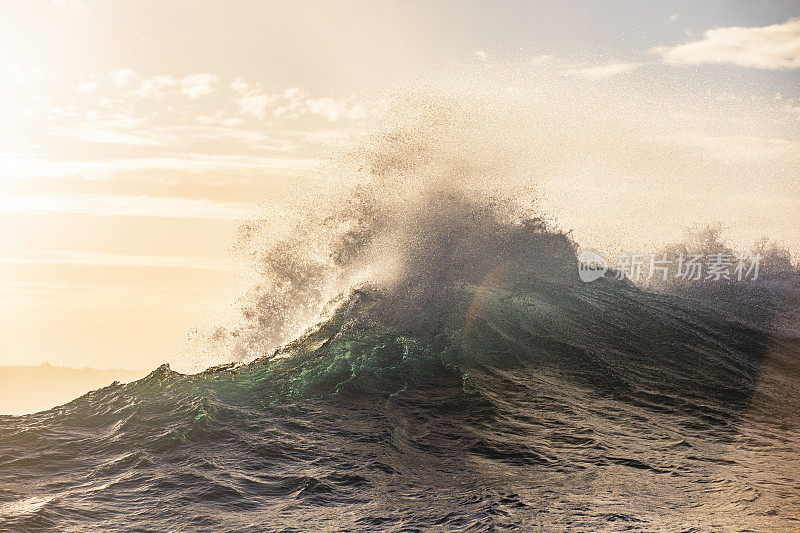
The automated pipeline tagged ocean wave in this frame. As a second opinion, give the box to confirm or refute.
[2,95,799,531]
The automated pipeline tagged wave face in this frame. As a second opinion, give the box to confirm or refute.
[2,250,799,531]
[2,97,800,531]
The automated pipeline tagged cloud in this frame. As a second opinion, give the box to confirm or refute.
[564,62,640,79]
[108,71,176,97]
[273,87,306,119]
[0,251,232,270]
[195,115,218,125]
[654,18,800,69]
[181,74,218,99]
[0,194,251,220]
[273,87,360,121]
[228,78,277,119]
[304,97,351,121]
[76,81,98,93]
[48,123,165,146]
[133,75,176,98]
[230,78,251,95]
[109,68,139,88]
[240,93,275,119]
[0,281,222,309]
[0,153,320,181]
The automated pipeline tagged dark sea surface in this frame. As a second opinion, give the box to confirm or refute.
[1,263,799,531]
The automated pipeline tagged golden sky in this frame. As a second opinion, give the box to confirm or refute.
[0,0,798,370]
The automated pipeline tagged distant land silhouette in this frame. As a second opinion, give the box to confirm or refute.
[0,363,148,416]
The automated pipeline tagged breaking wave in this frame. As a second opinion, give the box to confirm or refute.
[1,93,799,531]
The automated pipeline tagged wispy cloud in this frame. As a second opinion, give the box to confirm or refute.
[133,75,176,98]
[76,81,98,93]
[230,78,275,119]
[47,123,166,146]
[0,153,320,180]
[0,194,251,220]
[107,70,179,98]
[273,87,362,121]
[564,62,641,79]
[0,251,233,270]
[109,68,139,88]
[240,93,275,119]
[0,280,222,309]
[304,96,359,121]
[654,18,800,69]
[181,74,218,100]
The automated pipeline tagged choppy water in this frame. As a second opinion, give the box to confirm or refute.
[2,97,799,531]
[2,266,799,531]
